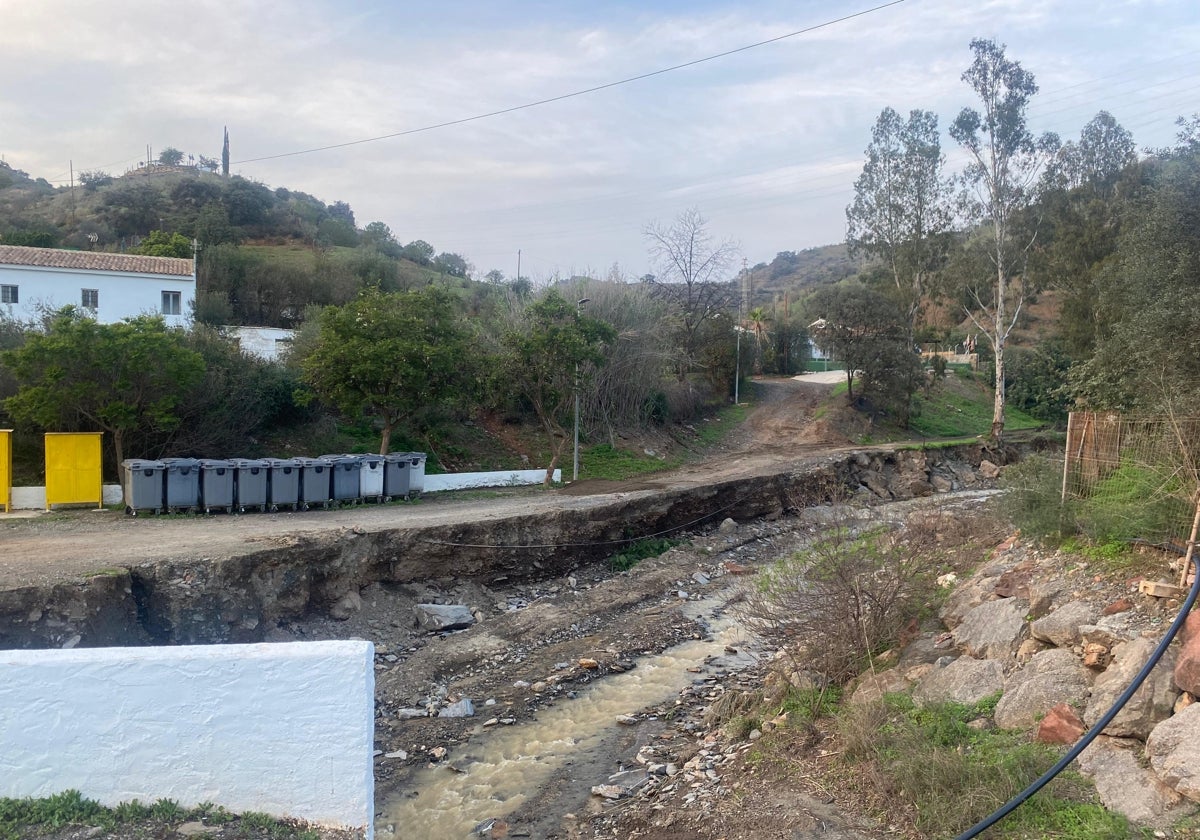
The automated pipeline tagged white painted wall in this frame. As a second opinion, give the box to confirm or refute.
[423,468,561,492]
[0,263,194,328]
[0,641,374,836]
[3,470,561,511]
[223,326,296,362]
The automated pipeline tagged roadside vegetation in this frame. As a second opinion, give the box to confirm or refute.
[0,789,351,840]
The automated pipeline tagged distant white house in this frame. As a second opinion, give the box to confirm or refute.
[222,325,297,362]
[0,245,195,328]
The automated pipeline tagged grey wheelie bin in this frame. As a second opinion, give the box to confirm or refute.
[406,452,428,497]
[358,454,385,503]
[383,452,412,500]
[231,458,268,512]
[161,457,200,513]
[198,459,234,514]
[121,459,164,515]
[322,454,362,505]
[264,457,300,512]
[296,456,333,510]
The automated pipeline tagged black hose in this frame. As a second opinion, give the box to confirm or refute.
[955,553,1200,840]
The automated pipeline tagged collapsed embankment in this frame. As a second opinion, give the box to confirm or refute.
[0,442,1036,650]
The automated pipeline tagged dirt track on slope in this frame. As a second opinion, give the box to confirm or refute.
[0,377,845,589]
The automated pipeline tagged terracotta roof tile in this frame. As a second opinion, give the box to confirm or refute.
[0,245,194,277]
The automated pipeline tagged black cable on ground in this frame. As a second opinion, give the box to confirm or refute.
[955,552,1200,840]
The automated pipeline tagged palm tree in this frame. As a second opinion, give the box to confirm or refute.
[745,307,771,374]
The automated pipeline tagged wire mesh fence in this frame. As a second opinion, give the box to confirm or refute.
[1061,411,1200,560]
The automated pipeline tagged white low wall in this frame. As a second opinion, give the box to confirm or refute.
[423,468,561,492]
[0,641,374,836]
[5,469,560,511]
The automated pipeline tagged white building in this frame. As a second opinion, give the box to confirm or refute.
[222,326,296,362]
[0,245,195,328]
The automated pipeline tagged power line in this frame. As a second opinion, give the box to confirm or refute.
[231,1,908,165]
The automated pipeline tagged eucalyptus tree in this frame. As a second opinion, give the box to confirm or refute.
[950,38,1060,441]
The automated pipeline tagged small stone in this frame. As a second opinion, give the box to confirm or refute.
[439,698,475,718]
[676,590,689,600]
[579,658,599,669]
[1102,598,1134,616]
[396,708,427,720]
[723,560,752,575]
[513,680,530,688]
[384,750,408,759]
[1036,703,1087,745]
[718,517,737,535]
[429,746,448,760]
[483,717,499,727]
[176,823,218,838]
[531,681,547,693]
[692,572,710,586]
[616,714,638,725]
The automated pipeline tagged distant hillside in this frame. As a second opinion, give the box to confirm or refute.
[743,244,860,310]
[0,160,482,327]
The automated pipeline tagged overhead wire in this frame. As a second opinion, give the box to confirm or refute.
[229,1,908,165]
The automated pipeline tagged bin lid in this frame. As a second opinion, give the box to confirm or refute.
[358,454,384,466]
[262,457,300,467]
[294,456,332,467]
[402,451,428,463]
[318,454,358,464]
[122,459,164,470]
[383,452,411,463]
[229,458,269,468]
[197,458,232,468]
[161,457,199,470]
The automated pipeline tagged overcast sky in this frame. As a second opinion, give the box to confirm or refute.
[1,0,1196,280]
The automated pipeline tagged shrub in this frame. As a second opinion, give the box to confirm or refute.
[998,454,1072,542]
[739,516,937,683]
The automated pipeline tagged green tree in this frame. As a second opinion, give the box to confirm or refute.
[500,289,616,483]
[2,311,205,469]
[744,307,771,375]
[847,107,951,351]
[1069,132,1200,411]
[130,230,193,258]
[950,38,1060,442]
[158,147,185,166]
[302,287,470,454]
[806,284,913,413]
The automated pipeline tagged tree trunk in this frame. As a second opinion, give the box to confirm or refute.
[379,420,393,456]
[112,428,124,475]
[991,249,1007,443]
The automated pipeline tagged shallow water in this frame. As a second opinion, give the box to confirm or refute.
[377,600,758,838]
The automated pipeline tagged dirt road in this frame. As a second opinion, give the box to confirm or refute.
[0,377,845,589]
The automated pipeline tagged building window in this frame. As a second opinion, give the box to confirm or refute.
[0,284,17,304]
[81,289,99,310]
[161,290,181,316]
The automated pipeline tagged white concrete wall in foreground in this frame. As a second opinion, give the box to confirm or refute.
[0,641,374,836]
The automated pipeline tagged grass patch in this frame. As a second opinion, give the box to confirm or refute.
[0,791,323,840]
[691,401,750,449]
[910,386,1042,438]
[608,536,680,572]
[837,694,1141,838]
[581,444,679,481]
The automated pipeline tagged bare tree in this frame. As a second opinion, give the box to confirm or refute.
[644,208,739,379]
[950,38,1060,442]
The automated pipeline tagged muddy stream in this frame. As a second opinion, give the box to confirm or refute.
[378,595,763,838]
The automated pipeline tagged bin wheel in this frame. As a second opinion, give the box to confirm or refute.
[269,504,278,513]
[154,508,162,516]
[126,506,134,516]
[322,501,330,510]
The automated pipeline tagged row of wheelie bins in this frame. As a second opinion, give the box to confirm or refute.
[120,453,426,515]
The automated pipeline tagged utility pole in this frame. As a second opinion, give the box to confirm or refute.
[573,297,590,482]
[517,249,521,286]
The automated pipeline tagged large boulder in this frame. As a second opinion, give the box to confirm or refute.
[994,649,1093,731]
[940,556,1023,628]
[1029,600,1097,648]
[952,598,1028,661]
[1085,637,1179,739]
[1146,702,1200,803]
[1173,611,1200,697]
[912,657,1004,708]
[1076,737,1190,827]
